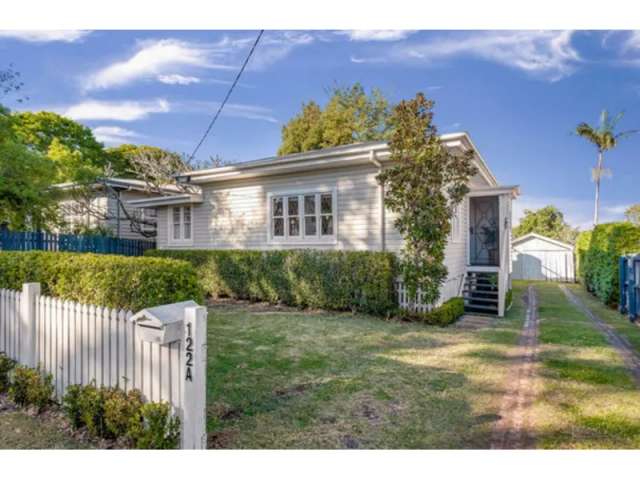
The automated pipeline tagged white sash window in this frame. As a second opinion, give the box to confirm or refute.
[168,205,194,245]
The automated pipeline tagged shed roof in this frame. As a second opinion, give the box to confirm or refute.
[512,232,574,251]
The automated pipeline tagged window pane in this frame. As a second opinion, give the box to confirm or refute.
[305,216,316,236]
[183,206,191,222]
[289,217,300,236]
[321,193,332,214]
[184,223,191,239]
[272,197,283,217]
[288,196,299,216]
[304,195,315,215]
[321,215,333,235]
[273,218,284,237]
[172,207,180,223]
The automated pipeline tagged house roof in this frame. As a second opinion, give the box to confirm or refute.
[127,192,203,208]
[176,132,500,187]
[512,232,574,250]
[52,177,183,194]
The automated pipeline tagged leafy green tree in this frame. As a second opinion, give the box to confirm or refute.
[278,83,391,155]
[377,93,477,303]
[512,205,578,244]
[625,204,640,225]
[11,111,107,183]
[575,110,638,225]
[0,107,58,229]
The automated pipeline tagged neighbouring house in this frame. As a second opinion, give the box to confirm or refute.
[129,133,519,316]
[512,232,575,283]
[53,178,182,240]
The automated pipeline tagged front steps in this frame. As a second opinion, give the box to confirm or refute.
[463,271,499,315]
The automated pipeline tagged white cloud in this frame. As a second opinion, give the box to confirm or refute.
[93,126,141,145]
[60,98,170,121]
[359,31,580,81]
[248,31,314,70]
[622,30,640,51]
[0,30,91,43]
[84,39,234,91]
[513,195,629,231]
[181,100,278,123]
[157,74,201,85]
[339,30,416,42]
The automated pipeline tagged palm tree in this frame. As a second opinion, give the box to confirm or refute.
[575,110,637,225]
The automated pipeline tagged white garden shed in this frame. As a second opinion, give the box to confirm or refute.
[511,233,575,282]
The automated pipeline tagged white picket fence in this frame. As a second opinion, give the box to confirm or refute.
[395,274,465,313]
[0,283,207,449]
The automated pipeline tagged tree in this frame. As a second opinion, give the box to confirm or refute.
[512,205,578,244]
[377,93,477,304]
[11,111,107,183]
[0,107,58,229]
[0,64,27,103]
[625,204,640,225]
[278,83,391,155]
[575,110,638,225]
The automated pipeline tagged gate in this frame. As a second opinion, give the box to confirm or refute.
[620,254,640,321]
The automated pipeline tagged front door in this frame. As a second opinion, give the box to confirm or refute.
[470,196,499,266]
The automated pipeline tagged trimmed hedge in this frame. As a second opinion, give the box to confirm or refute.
[577,222,640,306]
[0,251,204,311]
[402,297,465,326]
[146,249,398,315]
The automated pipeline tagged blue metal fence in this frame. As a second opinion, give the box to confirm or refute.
[0,230,155,257]
[620,254,640,322]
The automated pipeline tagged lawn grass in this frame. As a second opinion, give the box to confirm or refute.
[568,284,640,353]
[0,409,86,449]
[532,282,640,448]
[205,288,526,448]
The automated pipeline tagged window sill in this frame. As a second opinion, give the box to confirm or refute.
[268,238,337,247]
[167,241,194,247]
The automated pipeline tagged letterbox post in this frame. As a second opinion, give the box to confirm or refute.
[180,305,207,449]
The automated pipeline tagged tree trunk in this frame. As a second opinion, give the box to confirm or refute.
[593,151,603,226]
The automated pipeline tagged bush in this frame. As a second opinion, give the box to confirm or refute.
[104,388,144,439]
[0,353,17,393]
[62,384,84,428]
[577,223,640,306]
[9,365,54,411]
[0,251,204,311]
[146,249,398,315]
[76,383,106,437]
[575,229,593,283]
[402,297,465,326]
[128,402,181,449]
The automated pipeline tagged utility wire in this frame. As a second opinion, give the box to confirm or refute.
[187,29,264,163]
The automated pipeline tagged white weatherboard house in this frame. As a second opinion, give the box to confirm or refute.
[129,133,519,316]
[512,233,575,283]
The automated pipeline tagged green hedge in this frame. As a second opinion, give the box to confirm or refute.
[0,251,204,311]
[146,249,398,315]
[575,229,593,282]
[577,222,640,306]
[402,297,464,326]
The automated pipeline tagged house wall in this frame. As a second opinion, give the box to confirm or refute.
[156,162,493,303]
[105,190,157,240]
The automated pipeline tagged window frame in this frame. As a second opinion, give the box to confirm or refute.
[267,188,338,245]
[167,205,194,246]
[450,200,465,244]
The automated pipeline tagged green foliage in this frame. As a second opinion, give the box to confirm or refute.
[505,289,513,310]
[575,229,593,282]
[0,353,17,393]
[376,93,477,304]
[278,83,391,155]
[0,251,204,311]
[513,205,578,244]
[625,204,640,225]
[402,297,465,326]
[104,388,144,439]
[11,111,106,183]
[9,365,54,412]
[128,402,181,449]
[146,249,398,315]
[63,384,178,448]
[578,222,640,306]
[0,107,58,230]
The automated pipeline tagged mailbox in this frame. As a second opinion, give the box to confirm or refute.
[130,300,199,344]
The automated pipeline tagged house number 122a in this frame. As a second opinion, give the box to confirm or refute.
[185,322,194,382]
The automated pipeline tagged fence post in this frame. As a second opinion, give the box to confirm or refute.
[20,282,40,367]
[180,305,207,449]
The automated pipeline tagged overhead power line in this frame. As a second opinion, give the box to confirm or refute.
[187,29,264,163]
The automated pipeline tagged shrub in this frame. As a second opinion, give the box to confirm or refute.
[146,249,398,315]
[128,402,181,449]
[0,251,204,311]
[577,223,640,306]
[0,353,17,393]
[402,297,465,326]
[9,365,54,411]
[575,229,593,283]
[76,383,107,437]
[104,388,144,439]
[62,384,84,428]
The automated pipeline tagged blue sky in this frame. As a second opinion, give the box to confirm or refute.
[1,29,639,229]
